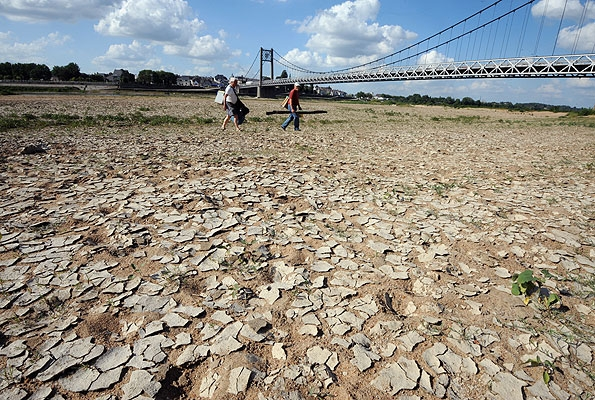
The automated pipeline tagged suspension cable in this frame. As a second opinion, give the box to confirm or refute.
[243,52,260,80]
[534,0,549,55]
[572,0,589,53]
[270,0,541,77]
[553,0,569,55]
[516,3,531,56]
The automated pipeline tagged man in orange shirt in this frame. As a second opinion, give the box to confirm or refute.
[281,82,302,131]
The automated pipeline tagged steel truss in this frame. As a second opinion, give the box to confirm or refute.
[258,54,595,87]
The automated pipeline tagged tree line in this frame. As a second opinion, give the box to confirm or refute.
[0,61,192,88]
[354,91,591,113]
[1,61,107,82]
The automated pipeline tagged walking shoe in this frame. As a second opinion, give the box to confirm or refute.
[294,128,301,131]
[281,126,286,131]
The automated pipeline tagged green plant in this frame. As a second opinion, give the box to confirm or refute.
[540,291,561,309]
[511,270,561,308]
[526,356,561,384]
[511,270,541,305]
[431,182,456,197]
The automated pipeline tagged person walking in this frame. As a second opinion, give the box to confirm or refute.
[281,82,302,131]
[221,77,241,131]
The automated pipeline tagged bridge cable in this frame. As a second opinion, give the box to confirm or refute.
[270,0,541,77]
[485,2,499,59]
[243,51,260,81]
[291,0,511,74]
[534,0,549,55]
[500,2,515,57]
[572,0,589,53]
[489,11,501,59]
[516,3,532,57]
[391,0,539,66]
[471,11,482,60]
[552,0,569,55]
[359,0,539,70]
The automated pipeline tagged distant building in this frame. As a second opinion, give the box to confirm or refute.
[177,76,193,86]
[314,85,348,97]
[105,69,134,84]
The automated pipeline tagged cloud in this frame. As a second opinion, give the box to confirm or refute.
[93,0,237,64]
[567,77,595,88]
[163,35,232,59]
[0,0,120,22]
[531,0,595,20]
[287,0,417,69]
[0,31,71,63]
[536,82,563,97]
[557,21,595,51]
[92,40,162,71]
[532,0,595,51]
[95,0,203,44]
[418,50,454,65]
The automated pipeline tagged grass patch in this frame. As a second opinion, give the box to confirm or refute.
[431,182,457,197]
[249,116,275,123]
[432,115,483,124]
[0,85,82,94]
[315,119,348,125]
[295,143,314,154]
[0,111,215,131]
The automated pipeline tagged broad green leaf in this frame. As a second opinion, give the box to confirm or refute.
[511,283,521,296]
[517,270,535,284]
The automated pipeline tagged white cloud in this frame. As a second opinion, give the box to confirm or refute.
[536,82,563,96]
[288,0,417,69]
[532,0,595,51]
[567,77,595,88]
[0,0,120,22]
[557,21,595,51]
[95,0,203,44]
[531,0,595,20]
[93,0,237,64]
[418,50,454,65]
[163,35,231,59]
[92,40,161,71]
[0,31,71,63]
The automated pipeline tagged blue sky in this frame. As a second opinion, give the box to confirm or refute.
[1,0,594,107]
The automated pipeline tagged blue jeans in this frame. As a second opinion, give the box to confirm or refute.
[281,105,299,130]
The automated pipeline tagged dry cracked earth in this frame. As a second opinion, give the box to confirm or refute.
[0,93,594,400]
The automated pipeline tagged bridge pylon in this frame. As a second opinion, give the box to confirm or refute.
[258,47,274,98]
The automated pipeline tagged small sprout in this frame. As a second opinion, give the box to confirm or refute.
[526,356,561,384]
[511,269,561,309]
[511,270,542,304]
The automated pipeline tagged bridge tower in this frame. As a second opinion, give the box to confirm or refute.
[258,47,273,98]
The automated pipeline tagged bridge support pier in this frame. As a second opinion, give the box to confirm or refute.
[258,48,274,98]
[257,85,277,98]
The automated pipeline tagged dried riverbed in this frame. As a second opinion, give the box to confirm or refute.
[0,93,594,399]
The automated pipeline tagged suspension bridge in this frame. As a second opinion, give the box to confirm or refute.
[239,0,595,97]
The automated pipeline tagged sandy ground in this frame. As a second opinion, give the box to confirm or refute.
[0,93,594,400]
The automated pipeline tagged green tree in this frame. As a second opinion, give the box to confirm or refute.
[154,70,176,86]
[461,96,477,106]
[52,62,80,81]
[0,62,12,79]
[30,64,51,80]
[119,70,135,84]
[137,69,154,85]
